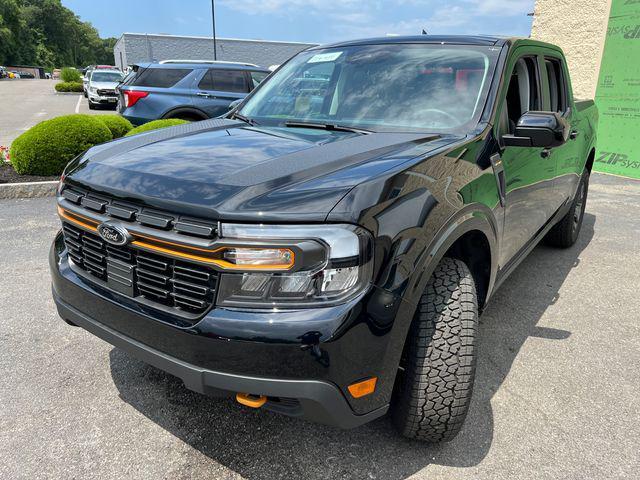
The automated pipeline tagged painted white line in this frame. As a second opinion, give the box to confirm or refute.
[74,95,82,114]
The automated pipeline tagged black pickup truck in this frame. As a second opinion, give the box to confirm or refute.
[51,35,597,442]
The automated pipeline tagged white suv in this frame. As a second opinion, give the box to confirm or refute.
[87,69,124,109]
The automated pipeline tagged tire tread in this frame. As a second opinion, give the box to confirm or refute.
[392,257,478,442]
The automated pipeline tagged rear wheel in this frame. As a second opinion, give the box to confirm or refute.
[545,171,589,248]
[391,257,478,442]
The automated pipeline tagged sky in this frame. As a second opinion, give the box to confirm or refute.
[61,0,535,44]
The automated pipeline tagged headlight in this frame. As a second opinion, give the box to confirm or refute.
[89,87,97,93]
[216,224,373,308]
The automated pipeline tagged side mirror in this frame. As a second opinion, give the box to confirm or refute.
[228,99,243,111]
[502,111,570,148]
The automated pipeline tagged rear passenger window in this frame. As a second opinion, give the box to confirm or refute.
[133,68,192,88]
[250,71,268,89]
[544,58,567,113]
[202,69,248,93]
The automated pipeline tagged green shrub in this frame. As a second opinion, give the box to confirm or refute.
[55,81,83,92]
[60,67,81,83]
[10,114,112,176]
[125,119,189,137]
[98,115,134,138]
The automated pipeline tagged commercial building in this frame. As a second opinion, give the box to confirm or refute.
[533,0,639,179]
[113,33,316,70]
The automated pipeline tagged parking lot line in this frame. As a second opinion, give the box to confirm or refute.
[74,95,82,114]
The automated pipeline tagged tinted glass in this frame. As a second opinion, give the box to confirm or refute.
[209,70,248,93]
[90,71,123,83]
[133,68,192,88]
[240,44,498,132]
[545,58,567,112]
[198,70,214,90]
[504,57,540,131]
[250,71,268,89]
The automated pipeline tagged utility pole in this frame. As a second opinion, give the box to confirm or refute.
[211,0,218,60]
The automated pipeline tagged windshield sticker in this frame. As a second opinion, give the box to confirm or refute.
[308,51,343,63]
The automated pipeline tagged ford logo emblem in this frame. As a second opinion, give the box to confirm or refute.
[97,222,131,246]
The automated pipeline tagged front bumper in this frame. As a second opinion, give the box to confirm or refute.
[88,93,118,105]
[50,233,396,428]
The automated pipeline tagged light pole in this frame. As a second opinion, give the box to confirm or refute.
[211,0,218,60]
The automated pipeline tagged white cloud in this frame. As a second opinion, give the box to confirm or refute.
[217,0,533,41]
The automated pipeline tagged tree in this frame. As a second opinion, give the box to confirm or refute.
[0,0,116,68]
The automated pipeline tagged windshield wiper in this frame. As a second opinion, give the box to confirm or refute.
[231,112,259,126]
[284,121,373,135]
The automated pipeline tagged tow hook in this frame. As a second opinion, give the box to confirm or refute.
[236,393,267,408]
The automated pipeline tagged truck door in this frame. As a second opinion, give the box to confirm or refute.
[495,50,558,267]
[193,68,250,118]
[541,55,585,206]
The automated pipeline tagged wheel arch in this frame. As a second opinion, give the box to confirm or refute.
[406,205,499,311]
[161,106,208,121]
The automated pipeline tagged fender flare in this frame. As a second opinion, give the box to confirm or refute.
[366,204,500,408]
[404,203,500,308]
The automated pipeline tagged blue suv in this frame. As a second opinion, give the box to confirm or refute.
[117,61,270,125]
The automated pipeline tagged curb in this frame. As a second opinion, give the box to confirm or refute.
[55,92,83,95]
[0,180,57,199]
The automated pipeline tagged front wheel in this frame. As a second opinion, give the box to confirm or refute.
[545,171,589,248]
[391,257,478,442]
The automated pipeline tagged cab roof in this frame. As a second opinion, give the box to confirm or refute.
[317,35,508,49]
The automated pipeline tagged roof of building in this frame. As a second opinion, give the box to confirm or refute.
[117,32,317,46]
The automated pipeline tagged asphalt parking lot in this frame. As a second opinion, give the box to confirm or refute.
[0,79,112,148]
[0,173,639,479]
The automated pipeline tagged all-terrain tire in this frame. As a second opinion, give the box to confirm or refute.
[545,171,589,248]
[392,257,478,442]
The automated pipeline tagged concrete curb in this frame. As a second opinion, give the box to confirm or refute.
[0,180,57,199]
[54,92,83,95]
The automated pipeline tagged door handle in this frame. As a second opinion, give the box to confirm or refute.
[540,148,552,159]
[570,130,579,140]
[196,92,210,98]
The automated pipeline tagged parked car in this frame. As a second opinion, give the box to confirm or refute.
[0,66,6,79]
[16,71,35,79]
[83,65,117,96]
[82,66,94,96]
[9,71,20,79]
[51,36,597,442]
[117,61,270,125]
[87,69,124,109]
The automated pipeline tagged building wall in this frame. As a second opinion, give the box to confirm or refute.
[113,33,317,70]
[531,0,612,99]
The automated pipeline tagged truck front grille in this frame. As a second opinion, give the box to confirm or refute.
[62,222,218,317]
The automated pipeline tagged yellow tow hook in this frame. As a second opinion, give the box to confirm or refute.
[236,393,267,408]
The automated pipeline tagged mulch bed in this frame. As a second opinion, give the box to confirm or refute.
[0,162,58,184]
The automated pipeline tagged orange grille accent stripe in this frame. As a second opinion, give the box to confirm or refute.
[57,206,295,270]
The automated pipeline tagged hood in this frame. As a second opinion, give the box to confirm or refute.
[65,119,460,221]
[89,81,119,89]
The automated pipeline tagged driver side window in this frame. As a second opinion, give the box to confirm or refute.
[499,56,541,137]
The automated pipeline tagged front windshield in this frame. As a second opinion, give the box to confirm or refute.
[91,71,123,83]
[240,44,498,133]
